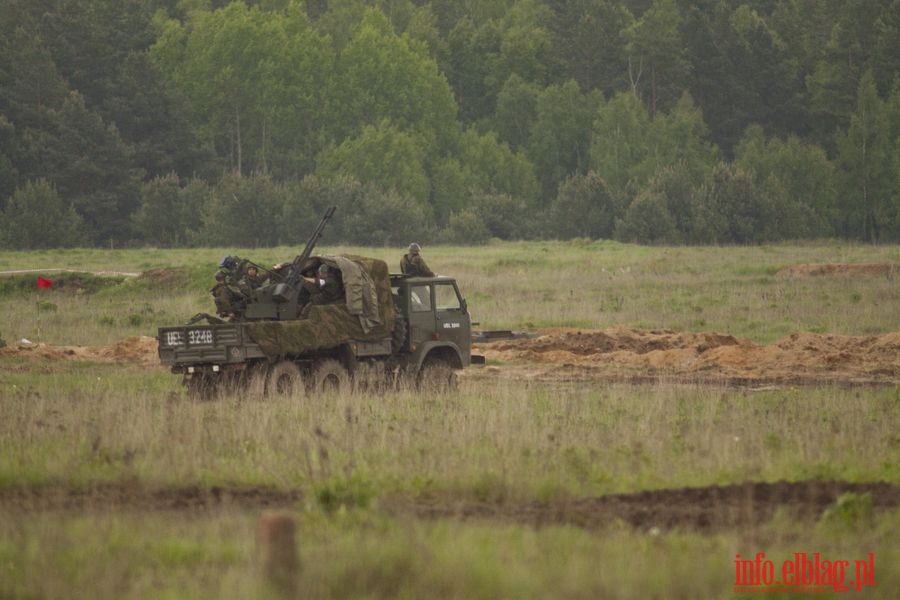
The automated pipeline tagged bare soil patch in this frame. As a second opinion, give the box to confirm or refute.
[474,327,900,386]
[390,480,899,532]
[0,483,301,513]
[0,336,160,367]
[2,481,895,533]
[775,263,899,278]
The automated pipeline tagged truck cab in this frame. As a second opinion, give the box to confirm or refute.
[391,274,479,372]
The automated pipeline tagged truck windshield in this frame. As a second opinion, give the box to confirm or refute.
[434,283,461,310]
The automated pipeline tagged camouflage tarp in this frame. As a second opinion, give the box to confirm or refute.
[244,256,394,356]
[320,254,381,333]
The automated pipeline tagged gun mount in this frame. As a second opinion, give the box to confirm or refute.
[238,206,336,321]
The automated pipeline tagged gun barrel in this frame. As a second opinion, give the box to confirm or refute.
[286,206,336,285]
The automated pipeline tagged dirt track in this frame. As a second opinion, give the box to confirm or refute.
[2,327,899,386]
[2,480,896,532]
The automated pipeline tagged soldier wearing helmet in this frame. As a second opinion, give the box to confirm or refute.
[211,270,244,320]
[400,242,434,277]
[300,263,344,317]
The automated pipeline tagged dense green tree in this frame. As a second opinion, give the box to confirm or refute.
[333,9,458,156]
[806,1,891,142]
[615,188,677,244]
[834,71,894,241]
[492,74,540,150]
[546,0,634,94]
[527,80,602,199]
[736,125,835,234]
[341,185,431,246]
[315,119,431,208]
[455,128,540,205]
[468,191,534,240]
[550,171,622,239]
[590,91,651,194]
[0,115,18,201]
[280,175,331,246]
[637,164,696,241]
[201,172,285,246]
[691,162,771,244]
[18,92,142,245]
[430,157,472,224]
[152,2,332,176]
[445,17,502,123]
[643,93,718,184]
[133,173,210,246]
[490,0,554,91]
[440,207,492,243]
[0,179,86,249]
[623,0,690,115]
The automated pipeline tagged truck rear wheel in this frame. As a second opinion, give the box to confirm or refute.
[417,358,459,393]
[311,359,350,395]
[266,360,305,398]
[352,362,387,394]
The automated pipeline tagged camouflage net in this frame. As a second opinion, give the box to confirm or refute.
[245,256,395,356]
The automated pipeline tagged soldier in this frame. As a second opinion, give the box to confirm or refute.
[239,265,269,296]
[400,242,434,277]
[211,270,244,320]
[303,264,344,305]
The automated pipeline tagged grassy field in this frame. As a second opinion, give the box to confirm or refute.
[1,240,898,345]
[1,241,898,598]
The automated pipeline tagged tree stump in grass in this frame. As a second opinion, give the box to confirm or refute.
[257,511,298,597]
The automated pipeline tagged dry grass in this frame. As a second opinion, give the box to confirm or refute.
[1,374,896,496]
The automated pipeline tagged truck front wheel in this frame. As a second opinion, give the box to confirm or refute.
[417,358,459,393]
[266,361,305,398]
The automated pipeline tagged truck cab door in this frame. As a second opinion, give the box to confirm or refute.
[406,283,434,350]
[433,282,471,362]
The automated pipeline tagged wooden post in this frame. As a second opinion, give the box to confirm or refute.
[257,511,298,597]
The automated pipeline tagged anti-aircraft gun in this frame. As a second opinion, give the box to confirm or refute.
[239,206,336,321]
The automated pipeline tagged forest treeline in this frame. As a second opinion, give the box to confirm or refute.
[1,0,898,249]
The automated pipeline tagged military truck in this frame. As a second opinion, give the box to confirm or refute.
[157,209,483,397]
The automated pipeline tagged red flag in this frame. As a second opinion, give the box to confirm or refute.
[36,276,53,289]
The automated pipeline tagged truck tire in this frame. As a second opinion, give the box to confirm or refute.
[266,360,305,398]
[417,358,459,393]
[352,361,387,394]
[311,359,350,395]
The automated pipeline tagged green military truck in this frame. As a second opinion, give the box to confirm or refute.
[157,210,483,397]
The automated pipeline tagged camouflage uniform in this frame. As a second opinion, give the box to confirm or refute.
[299,265,344,318]
[400,248,434,277]
[211,272,245,318]
[238,268,269,296]
[303,274,343,306]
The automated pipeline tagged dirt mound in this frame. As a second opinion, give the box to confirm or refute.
[394,480,899,532]
[476,328,900,386]
[3,480,895,533]
[775,263,898,278]
[0,336,160,367]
